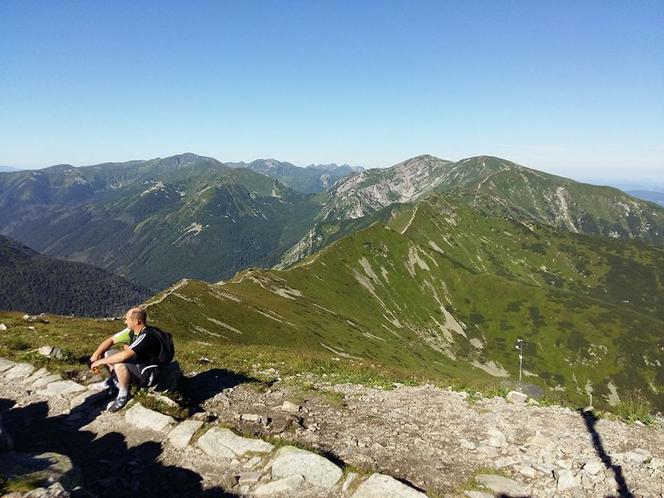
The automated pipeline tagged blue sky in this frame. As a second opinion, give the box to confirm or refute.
[1,1,662,184]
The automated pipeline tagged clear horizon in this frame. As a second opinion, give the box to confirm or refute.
[1,1,662,184]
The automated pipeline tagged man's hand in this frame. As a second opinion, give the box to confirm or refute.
[90,352,100,363]
[90,358,103,374]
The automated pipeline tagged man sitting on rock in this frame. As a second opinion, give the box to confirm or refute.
[90,307,162,412]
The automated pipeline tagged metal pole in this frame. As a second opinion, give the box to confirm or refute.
[516,338,523,391]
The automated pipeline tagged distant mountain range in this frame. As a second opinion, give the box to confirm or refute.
[226,159,363,194]
[0,234,149,316]
[627,190,664,207]
[1,153,663,290]
[148,195,664,412]
[0,165,20,173]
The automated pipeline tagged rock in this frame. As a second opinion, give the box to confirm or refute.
[271,446,343,489]
[167,419,204,449]
[0,358,16,372]
[21,368,50,385]
[555,469,580,491]
[125,403,176,433]
[506,391,528,404]
[236,471,261,484]
[32,374,62,389]
[555,458,573,470]
[465,492,494,498]
[37,346,54,357]
[22,313,49,323]
[253,475,304,496]
[516,465,537,478]
[37,380,86,397]
[582,460,604,475]
[624,448,651,464]
[646,457,664,470]
[475,474,530,497]
[5,363,35,380]
[342,472,358,493]
[243,456,263,469]
[197,427,273,459]
[281,400,301,413]
[487,429,506,447]
[241,413,262,422]
[0,323,7,331]
[351,473,428,497]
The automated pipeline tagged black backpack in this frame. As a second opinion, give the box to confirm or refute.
[152,327,175,364]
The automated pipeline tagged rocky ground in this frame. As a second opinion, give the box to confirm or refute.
[1,357,664,497]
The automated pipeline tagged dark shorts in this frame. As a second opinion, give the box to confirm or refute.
[124,363,159,387]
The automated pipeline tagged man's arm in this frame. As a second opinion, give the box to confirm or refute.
[90,336,115,362]
[91,348,137,370]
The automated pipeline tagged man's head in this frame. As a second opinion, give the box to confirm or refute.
[124,307,147,332]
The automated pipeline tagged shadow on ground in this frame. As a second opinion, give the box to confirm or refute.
[0,397,237,497]
[183,368,257,408]
[580,409,634,498]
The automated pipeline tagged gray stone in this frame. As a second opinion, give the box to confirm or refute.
[37,380,86,397]
[253,475,304,496]
[582,460,604,475]
[475,474,530,497]
[555,469,580,491]
[0,358,16,373]
[516,465,537,478]
[69,389,109,410]
[342,472,358,493]
[236,471,261,484]
[351,473,428,497]
[487,429,506,447]
[243,456,263,469]
[465,492,494,498]
[624,448,651,464]
[271,446,342,489]
[167,419,203,449]
[0,323,7,331]
[21,368,50,385]
[37,346,54,357]
[125,403,176,433]
[506,391,528,404]
[197,427,273,459]
[556,458,573,470]
[5,363,35,380]
[281,400,301,413]
[646,457,664,470]
[32,374,62,389]
[241,413,262,422]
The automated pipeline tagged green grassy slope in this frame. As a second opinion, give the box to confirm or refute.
[146,196,664,412]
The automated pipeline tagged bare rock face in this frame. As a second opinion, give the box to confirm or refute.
[124,402,176,433]
[270,446,343,490]
[351,473,428,497]
[197,427,274,459]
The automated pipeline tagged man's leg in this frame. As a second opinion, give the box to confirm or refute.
[107,363,131,412]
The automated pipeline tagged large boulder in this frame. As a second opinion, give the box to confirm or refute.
[197,427,273,459]
[271,446,343,490]
[351,473,428,497]
[125,403,176,433]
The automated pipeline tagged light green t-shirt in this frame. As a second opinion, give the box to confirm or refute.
[112,327,135,345]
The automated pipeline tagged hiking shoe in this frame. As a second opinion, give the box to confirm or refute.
[107,394,129,413]
[89,378,113,391]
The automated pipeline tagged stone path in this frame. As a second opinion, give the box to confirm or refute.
[0,357,427,497]
[2,356,664,497]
